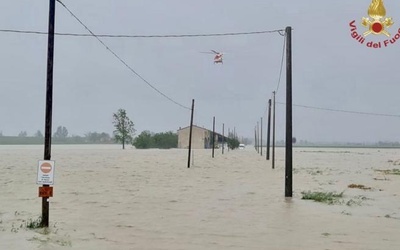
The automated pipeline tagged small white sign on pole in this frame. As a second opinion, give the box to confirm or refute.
[37,160,55,185]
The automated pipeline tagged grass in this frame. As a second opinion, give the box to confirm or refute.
[346,199,362,206]
[301,191,344,204]
[348,184,372,190]
[309,170,323,175]
[388,160,400,165]
[25,217,42,229]
[375,169,400,175]
[341,210,352,216]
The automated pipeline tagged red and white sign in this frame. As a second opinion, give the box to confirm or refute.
[37,160,55,185]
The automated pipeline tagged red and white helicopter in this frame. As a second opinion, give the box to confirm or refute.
[202,50,224,64]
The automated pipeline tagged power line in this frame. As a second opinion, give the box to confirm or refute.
[56,0,190,110]
[262,33,285,117]
[0,28,284,38]
[275,33,286,93]
[276,102,400,118]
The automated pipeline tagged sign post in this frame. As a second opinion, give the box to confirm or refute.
[37,160,55,224]
[41,0,56,227]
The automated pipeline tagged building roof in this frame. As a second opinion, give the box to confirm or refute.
[177,125,227,138]
[177,124,208,132]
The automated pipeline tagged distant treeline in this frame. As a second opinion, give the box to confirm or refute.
[0,126,115,145]
[0,131,114,145]
[0,130,179,148]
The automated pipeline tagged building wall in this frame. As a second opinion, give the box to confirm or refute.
[178,126,211,149]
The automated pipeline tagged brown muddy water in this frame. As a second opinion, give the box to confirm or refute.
[1,145,399,249]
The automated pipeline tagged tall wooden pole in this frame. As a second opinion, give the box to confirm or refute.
[254,127,257,151]
[261,117,263,156]
[222,123,225,154]
[187,99,195,168]
[41,0,56,228]
[259,122,261,154]
[256,122,259,153]
[258,122,260,153]
[266,99,271,160]
[285,26,293,197]
[228,128,230,152]
[260,117,263,156]
[272,92,276,169]
[212,116,215,158]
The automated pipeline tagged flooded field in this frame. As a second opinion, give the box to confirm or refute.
[1,145,399,249]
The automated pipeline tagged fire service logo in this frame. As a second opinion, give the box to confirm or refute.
[350,0,400,48]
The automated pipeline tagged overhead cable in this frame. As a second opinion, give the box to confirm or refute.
[276,102,400,118]
[56,0,190,110]
[0,28,284,38]
[275,33,286,93]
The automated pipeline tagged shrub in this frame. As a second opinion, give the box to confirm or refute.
[301,191,344,204]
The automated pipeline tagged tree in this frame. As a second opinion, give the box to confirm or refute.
[54,126,68,139]
[113,109,135,149]
[133,131,154,149]
[133,131,178,149]
[153,131,178,149]
[85,132,112,143]
[227,132,240,150]
[18,131,27,137]
[35,130,44,138]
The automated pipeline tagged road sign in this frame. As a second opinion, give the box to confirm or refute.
[39,186,53,197]
[37,160,55,185]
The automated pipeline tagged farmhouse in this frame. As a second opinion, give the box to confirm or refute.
[177,125,226,149]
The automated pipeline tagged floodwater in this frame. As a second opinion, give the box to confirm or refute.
[0,145,399,249]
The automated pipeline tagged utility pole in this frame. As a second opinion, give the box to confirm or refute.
[266,99,271,160]
[256,122,259,153]
[222,123,225,154]
[212,116,215,158]
[254,127,257,151]
[272,92,276,169]
[260,117,263,156]
[41,0,56,228]
[285,26,293,197]
[187,99,195,168]
[228,128,230,152]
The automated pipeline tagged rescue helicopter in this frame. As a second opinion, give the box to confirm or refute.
[201,50,224,64]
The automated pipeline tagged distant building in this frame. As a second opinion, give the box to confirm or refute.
[177,125,226,149]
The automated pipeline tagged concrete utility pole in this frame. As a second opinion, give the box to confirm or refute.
[266,99,271,160]
[254,127,257,151]
[41,0,56,228]
[212,116,215,158]
[187,99,195,168]
[285,26,293,198]
[272,92,276,170]
[260,117,263,156]
[228,128,230,152]
[256,122,259,153]
[222,123,225,154]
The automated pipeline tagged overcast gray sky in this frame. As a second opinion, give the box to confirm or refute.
[1,0,399,143]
